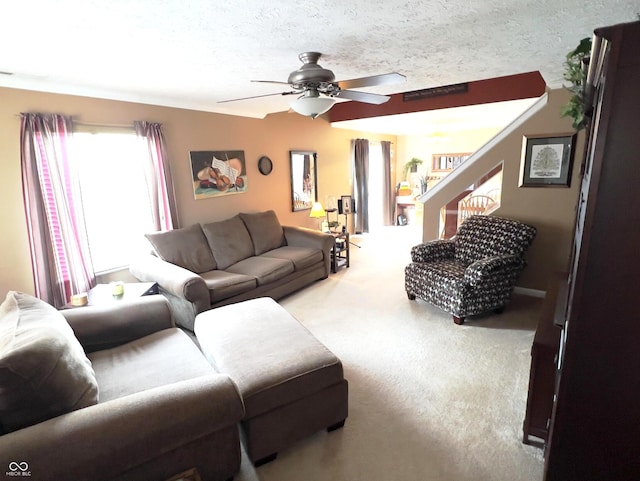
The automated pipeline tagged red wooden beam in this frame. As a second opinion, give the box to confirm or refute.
[328,71,547,123]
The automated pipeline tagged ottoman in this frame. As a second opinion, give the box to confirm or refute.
[194,297,348,466]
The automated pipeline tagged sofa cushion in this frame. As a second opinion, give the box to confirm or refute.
[200,270,257,303]
[240,210,285,256]
[226,257,294,286]
[0,291,98,433]
[202,216,254,270]
[145,224,216,273]
[195,297,345,419]
[261,246,323,271]
[89,328,213,402]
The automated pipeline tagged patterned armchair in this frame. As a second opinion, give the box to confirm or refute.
[405,215,536,324]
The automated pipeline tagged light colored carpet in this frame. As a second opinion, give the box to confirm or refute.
[235,225,544,481]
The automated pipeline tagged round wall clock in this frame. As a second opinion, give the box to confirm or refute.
[258,155,273,175]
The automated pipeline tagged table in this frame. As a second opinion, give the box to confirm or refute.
[330,232,350,273]
[83,282,158,307]
[396,196,416,225]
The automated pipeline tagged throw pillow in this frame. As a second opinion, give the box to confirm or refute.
[201,215,254,270]
[239,210,285,256]
[146,224,217,273]
[0,291,99,433]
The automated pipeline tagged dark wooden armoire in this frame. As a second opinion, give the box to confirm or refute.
[543,20,640,481]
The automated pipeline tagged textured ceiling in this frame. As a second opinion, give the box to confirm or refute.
[1,0,637,125]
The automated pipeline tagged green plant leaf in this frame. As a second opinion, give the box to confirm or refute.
[561,37,592,131]
[403,157,424,179]
[566,37,592,59]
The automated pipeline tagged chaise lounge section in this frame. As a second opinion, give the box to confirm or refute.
[130,210,334,331]
[0,291,245,481]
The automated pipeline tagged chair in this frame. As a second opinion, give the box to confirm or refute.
[484,188,502,203]
[405,215,536,325]
[0,292,244,481]
[457,194,498,226]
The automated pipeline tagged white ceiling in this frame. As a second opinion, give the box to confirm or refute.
[1,0,637,132]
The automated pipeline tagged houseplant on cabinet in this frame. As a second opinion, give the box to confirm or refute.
[403,157,423,180]
[560,37,592,130]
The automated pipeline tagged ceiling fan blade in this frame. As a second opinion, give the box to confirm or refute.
[333,90,391,105]
[251,80,292,86]
[218,90,301,103]
[337,72,406,90]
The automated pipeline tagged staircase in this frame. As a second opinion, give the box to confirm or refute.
[418,93,549,241]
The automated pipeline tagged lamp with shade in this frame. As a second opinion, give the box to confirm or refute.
[309,202,327,230]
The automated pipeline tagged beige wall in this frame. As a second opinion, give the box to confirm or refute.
[421,89,582,291]
[0,87,395,299]
[396,127,501,185]
[0,86,581,298]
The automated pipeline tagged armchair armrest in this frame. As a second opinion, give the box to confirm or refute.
[283,225,334,254]
[0,374,245,481]
[464,255,525,286]
[410,239,456,263]
[61,295,174,353]
[129,254,210,314]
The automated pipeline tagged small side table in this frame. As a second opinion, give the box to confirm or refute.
[330,232,350,273]
[87,282,158,306]
[62,282,158,309]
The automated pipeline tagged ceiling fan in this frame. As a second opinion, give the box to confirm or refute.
[219,52,406,118]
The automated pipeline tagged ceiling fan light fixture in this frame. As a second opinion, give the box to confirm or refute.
[290,91,336,119]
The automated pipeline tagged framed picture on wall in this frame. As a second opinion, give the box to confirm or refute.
[519,134,577,187]
[189,150,248,199]
[339,195,353,214]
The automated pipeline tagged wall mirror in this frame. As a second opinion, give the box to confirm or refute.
[290,150,318,211]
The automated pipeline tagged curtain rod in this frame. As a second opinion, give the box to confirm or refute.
[73,120,135,129]
[15,114,134,129]
[352,138,395,144]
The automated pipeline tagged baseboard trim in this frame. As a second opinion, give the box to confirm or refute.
[514,286,546,298]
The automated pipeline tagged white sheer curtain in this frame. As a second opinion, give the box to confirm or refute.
[134,121,179,230]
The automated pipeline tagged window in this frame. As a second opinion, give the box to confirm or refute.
[74,127,154,273]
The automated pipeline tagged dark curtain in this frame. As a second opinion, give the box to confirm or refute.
[381,141,395,226]
[353,138,369,233]
[303,154,310,178]
[302,154,312,198]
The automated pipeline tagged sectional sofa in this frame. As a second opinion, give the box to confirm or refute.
[0,291,244,481]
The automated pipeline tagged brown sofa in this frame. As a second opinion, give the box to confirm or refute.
[130,210,334,331]
[0,292,244,481]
